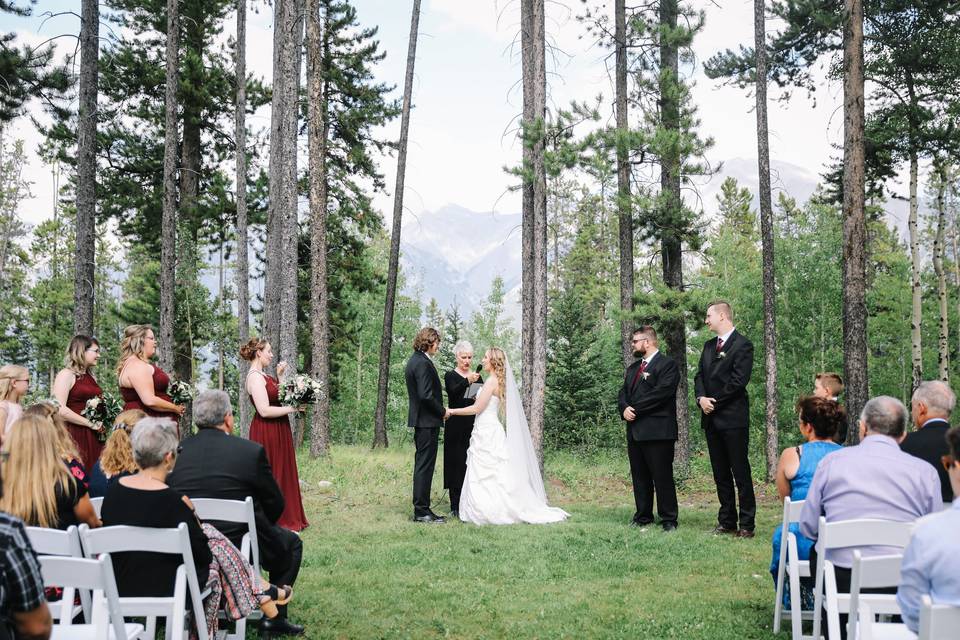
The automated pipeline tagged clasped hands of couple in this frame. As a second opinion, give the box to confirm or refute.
[621,395,717,422]
[441,370,481,421]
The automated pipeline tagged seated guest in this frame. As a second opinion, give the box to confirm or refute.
[24,402,90,490]
[0,452,53,640]
[897,426,960,633]
[167,390,306,636]
[813,372,845,442]
[901,381,955,503]
[101,417,212,599]
[800,396,942,639]
[88,409,144,498]
[0,415,100,530]
[770,397,844,606]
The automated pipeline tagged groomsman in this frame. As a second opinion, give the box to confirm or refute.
[618,326,680,531]
[694,301,756,538]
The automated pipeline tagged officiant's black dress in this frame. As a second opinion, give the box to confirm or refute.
[444,370,482,513]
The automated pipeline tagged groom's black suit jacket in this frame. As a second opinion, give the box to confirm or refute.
[694,329,754,431]
[405,350,444,429]
[618,351,680,442]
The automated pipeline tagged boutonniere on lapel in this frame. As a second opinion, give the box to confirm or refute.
[642,372,651,381]
[715,351,727,361]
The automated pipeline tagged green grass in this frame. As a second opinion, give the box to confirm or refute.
[280,444,783,639]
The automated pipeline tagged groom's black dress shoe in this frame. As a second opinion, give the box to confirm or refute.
[629,519,653,528]
[260,616,305,636]
[712,525,737,536]
[413,513,446,524]
[661,522,678,532]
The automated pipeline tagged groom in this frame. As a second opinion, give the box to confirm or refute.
[405,327,450,523]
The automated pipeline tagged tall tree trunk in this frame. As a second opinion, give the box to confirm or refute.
[615,0,634,366]
[755,0,778,482]
[74,0,98,336]
[841,0,868,444]
[373,0,421,449]
[235,0,252,437]
[308,0,333,456]
[218,238,225,390]
[951,190,960,359]
[159,0,180,374]
[658,0,690,474]
[519,0,548,460]
[908,147,922,392]
[934,162,949,381]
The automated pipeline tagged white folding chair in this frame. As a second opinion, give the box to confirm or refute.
[189,496,262,639]
[90,497,104,518]
[847,551,911,640]
[39,554,144,639]
[773,498,815,639]
[811,517,915,640]
[27,525,92,622]
[80,523,210,640]
[918,594,960,639]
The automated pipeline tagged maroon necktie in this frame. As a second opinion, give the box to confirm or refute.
[716,337,725,352]
[631,359,647,387]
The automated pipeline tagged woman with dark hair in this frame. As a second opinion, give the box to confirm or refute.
[240,337,307,531]
[770,396,845,606]
[52,334,105,471]
[117,324,184,436]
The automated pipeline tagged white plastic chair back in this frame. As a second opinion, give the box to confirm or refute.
[27,525,92,621]
[80,523,209,640]
[773,498,813,639]
[39,554,144,639]
[847,551,910,640]
[90,497,104,518]
[918,595,960,640]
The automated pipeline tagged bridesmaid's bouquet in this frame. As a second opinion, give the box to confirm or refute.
[168,378,193,405]
[279,374,325,406]
[82,393,123,442]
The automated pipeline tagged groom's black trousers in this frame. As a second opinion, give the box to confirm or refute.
[626,437,678,525]
[413,427,440,517]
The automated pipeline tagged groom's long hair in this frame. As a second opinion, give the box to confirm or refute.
[412,327,440,352]
[487,347,507,419]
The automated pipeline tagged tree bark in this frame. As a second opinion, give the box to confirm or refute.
[841,0,868,444]
[159,0,180,374]
[908,147,922,392]
[615,0,634,366]
[658,0,690,474]
[373,0,421,449]
[934,162,949,381]
[520,0,535,418]
[755,0,778,482]
[308,0,333,456]
[74,0,98,336]
[235,0,252,437]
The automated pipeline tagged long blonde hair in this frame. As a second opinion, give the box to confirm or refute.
[116,324,153,376]
[24,402,81,462]
[0,365,28,402]
[486,348,507,418]
[64,335,98,374]
[0,415,76,528]
[100,409,144,476]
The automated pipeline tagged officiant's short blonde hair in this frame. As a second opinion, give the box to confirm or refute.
[453,340,473,356]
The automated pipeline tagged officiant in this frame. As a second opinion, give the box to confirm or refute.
[444,340,482,518]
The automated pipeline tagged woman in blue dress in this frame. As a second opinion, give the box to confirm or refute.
[771,396,845,607]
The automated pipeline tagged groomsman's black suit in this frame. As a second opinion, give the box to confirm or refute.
[405,349,446,518]
[694,329,757,532]
[901,418,954,503]
[618,351,680,526]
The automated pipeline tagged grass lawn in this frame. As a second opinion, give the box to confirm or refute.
[282,443,784,639]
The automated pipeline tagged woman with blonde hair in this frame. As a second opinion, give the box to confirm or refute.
[0,364,29,441]
[88,409,144,498]
[117,324,184,436]
[0,414,100,529]
[448,347,568,525]
[24,402,90,490]
[52,335,105,471]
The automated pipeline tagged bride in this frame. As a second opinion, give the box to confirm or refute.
[447,347,568,525]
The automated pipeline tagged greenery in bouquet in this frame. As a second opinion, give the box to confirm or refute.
[82,393,123,442]
[279,374,325,406]
[168,378,193,405]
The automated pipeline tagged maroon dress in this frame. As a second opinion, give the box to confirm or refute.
[65,372,104,473]
[248,373,308,531]
[120,364,180,437]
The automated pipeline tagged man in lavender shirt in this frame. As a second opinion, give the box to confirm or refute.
[800,395,942,638]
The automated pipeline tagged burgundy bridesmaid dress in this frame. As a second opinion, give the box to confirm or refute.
[65,372,104,473]
[120,364,180,437]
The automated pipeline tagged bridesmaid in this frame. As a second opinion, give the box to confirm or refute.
[444,340,482,518]
[117,325,184,436]
[241,337,308,532]
[53,335,105,472]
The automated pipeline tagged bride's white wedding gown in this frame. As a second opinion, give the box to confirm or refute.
[459,394,569,525]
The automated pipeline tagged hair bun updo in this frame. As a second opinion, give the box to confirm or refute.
[239,337,268,361]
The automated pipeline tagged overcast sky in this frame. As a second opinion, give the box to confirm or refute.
[3,0,845,227]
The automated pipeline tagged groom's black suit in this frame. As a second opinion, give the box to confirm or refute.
[618,351,680,526]
[405,349,446,518]
[694,329,756,532]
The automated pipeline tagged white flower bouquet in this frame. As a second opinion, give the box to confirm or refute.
[82,393,123,442]
[168,378,193,405]
[279,374,325,406]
